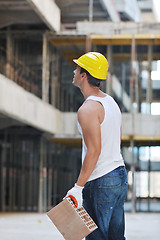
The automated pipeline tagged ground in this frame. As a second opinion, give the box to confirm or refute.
[0,212,160,240]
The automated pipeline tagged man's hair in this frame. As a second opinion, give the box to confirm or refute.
[80,67,102,88]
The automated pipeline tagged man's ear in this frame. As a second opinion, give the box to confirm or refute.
[81,72,87,79]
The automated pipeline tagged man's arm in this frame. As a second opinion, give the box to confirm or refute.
[63,101,102,208]
[76,101,101,187]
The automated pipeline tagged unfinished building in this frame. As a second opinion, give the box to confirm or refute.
[0,0,160,213]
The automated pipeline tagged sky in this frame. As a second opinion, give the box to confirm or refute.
[151,60,160,80]
[151,60,160,115]
[152,1,160,114]
[153,0,160,21]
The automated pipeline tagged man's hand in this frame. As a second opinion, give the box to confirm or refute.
[63,184,84,209]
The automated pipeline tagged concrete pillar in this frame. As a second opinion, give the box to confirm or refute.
[42,32,50,103]
[121,63,126,112]
[0,131,8,211]
[89,0,93,22]
[14,38,19,83]
[38,139,43,212]
[6,28,14,80]
[86,35,92,52]
[130,36,136,113]
[135,65,139,113]
[146,45,152,114]
[53,168,58,206]
[38,137,47,212]
[51,50,59,107]
[130,138,136,213]
[47,145,52,210]
[136,60,142,113]
[130,37,136,212]
[147,146,151,212]
[51,58,55,106]
[106,45,113,96]
[0,145,6,211]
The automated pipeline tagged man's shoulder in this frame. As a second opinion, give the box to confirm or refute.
[77,103,90,118]
[78,100,102,126]
[78,100,100,114]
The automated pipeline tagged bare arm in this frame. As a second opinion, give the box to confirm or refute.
[76,101,102,187]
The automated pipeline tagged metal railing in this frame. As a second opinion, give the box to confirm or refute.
[0,46,42,98]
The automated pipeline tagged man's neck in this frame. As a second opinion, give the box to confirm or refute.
[81,87,107,100]
[81,87,100,100]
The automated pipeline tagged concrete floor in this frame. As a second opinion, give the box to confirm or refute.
[0,212,160,240]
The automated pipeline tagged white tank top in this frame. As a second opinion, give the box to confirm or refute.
[77,95,124,182]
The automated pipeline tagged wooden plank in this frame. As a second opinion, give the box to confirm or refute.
[50,37,86,46]
[50,33,160,46]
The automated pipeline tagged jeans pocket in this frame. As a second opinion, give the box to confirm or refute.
[97,184,121,214]
[97,175,121,188]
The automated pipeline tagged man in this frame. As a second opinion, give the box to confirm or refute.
[64,52,128,240]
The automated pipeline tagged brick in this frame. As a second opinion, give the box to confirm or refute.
[47,198,98,240]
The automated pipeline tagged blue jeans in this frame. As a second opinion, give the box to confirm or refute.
[83,166,128,240]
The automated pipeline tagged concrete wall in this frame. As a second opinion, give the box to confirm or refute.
[141,12,157,23]
[59,112,160,140]
[0,74,62,134]
[122,113,160,138]
[76,22,160,35]
[62,112,78,135]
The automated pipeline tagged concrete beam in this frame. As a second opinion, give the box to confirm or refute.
[0,73,160,142]
[62,112,79,135]
[122,113,160,138]
[55,112,160,142]
[0,74,62,134]
[114,0,141,22]
[76,22,160,35]
[0,117,24,130]
[99,0,120,22]
[27,0,61,32]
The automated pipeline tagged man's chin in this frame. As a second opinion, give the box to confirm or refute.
[72,80,76,86]
[72,82,79,88]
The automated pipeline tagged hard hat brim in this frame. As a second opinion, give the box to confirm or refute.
[73,59,91,75]
[73,59,84,69]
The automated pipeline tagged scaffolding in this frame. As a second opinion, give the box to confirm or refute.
[0,21,160,212]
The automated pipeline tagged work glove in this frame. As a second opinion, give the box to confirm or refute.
[63,183,84,209]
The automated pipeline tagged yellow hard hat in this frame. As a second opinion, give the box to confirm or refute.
[73,52,108,80]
